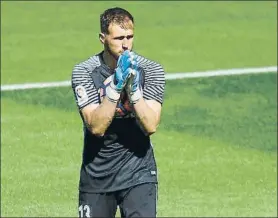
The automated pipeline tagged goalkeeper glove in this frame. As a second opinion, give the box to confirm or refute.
[126,60,142,104]
[106,50,135,103]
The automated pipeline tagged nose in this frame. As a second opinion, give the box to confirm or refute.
[122,38,128,50]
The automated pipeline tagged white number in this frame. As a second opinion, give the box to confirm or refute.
[78,205,83,218]
[79,205,91,218]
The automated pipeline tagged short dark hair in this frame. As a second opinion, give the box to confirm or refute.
[100,7,134,34]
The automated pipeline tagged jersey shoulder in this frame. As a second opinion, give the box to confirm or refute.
[137,54,164,72]
[71,54,102,96]
[73,54,101,74]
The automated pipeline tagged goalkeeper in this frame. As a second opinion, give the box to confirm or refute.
[72,7,165,218]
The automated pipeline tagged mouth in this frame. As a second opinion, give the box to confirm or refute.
[116,49,131,60]
[116,51,124,59]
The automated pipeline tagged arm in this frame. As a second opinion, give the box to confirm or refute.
[72,67,117,137]
[80,97,118,137]
[133,99,162,135]
[125,58,165,135]
[72,50,135,137]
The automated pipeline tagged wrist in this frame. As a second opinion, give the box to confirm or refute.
[106,83,120,103]
[130,88,142,104]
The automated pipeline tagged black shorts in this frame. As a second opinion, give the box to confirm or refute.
[78,183,157,218]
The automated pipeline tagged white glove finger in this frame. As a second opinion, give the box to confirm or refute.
[129,53,135,61]
[131,60,137,67]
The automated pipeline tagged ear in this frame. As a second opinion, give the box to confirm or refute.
[99,33,105,44]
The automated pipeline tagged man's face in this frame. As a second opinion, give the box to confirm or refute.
[101,21,134,60]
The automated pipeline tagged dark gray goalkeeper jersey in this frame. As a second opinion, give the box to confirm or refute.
[71,51,165,193]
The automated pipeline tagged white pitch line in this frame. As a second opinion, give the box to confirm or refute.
[1,66,277,91]
[1,81,71,91]
[166,66,277,80]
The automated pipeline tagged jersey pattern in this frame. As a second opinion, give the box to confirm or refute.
[72,52,165,193]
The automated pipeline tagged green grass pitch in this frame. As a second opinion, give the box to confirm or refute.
[1,1,277,217]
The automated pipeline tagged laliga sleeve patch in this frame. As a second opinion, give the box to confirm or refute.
[75,85,88,105]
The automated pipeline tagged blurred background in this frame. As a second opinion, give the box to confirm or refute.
[1,1,277,217]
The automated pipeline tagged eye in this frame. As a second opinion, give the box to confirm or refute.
[127,35,134,40]
[114,36,125,40]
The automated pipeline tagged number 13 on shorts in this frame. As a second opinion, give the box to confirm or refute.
[78,204,91,218]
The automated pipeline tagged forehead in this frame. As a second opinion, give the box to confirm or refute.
[107,21,134,36]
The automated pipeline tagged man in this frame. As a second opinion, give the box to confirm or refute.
[71,7,165,217]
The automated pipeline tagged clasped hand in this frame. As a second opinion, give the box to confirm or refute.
[113,50,137,92]
[107,50,141,103]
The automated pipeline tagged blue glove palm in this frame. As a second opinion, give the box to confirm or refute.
[129,63,140,93]
[113,50,136,92]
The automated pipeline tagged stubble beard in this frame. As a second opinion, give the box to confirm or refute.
[105,43,120,61]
